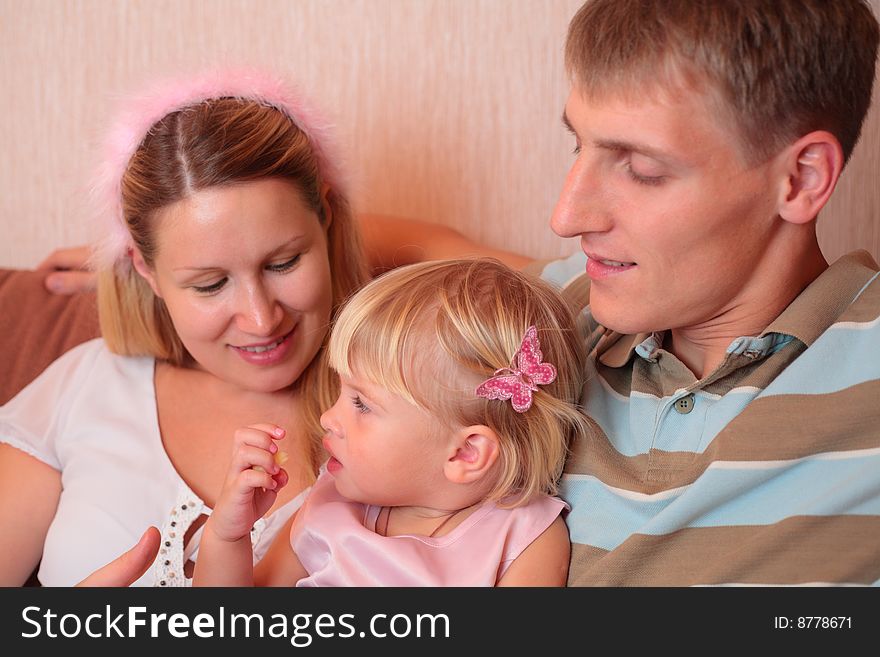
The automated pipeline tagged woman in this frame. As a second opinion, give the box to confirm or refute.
[0,69,369,586]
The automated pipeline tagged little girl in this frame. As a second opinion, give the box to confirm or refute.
[194,259,591,586]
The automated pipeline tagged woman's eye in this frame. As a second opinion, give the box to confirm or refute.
[191,277,227,294]
[268,254,301,273]
[351,395,370,414]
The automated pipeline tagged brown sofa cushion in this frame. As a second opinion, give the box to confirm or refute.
[0,269,100,405]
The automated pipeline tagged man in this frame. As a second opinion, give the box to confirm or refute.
[544,0,880,585]
[49,0,880,586]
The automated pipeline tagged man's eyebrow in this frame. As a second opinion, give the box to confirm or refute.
[562,112,682,165]
[594,138,668,160]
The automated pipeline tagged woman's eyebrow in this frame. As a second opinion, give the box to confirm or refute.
[172,235,308,272]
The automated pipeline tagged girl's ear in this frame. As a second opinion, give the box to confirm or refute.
[320,183,333,232]
[775,130,844,226]
[443,425,500,485]
[130,248,162,298]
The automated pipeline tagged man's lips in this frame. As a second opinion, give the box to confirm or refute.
[585,251,636,267]
[585,252,637,280]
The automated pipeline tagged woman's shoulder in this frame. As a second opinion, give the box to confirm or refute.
[1,337,155,427]
[40,338,154,385]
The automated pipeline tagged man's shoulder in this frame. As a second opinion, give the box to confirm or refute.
[834,250,880,325]
[801,251,880,359]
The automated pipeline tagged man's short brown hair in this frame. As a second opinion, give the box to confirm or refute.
[566,0,879,164]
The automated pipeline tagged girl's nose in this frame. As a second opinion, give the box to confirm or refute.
[320,404,340,437]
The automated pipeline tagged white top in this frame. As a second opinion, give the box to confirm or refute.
[0,338,303,587]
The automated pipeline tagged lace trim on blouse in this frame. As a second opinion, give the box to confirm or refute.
[152,484,299,587]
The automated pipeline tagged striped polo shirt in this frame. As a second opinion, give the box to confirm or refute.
[539,250,880,586]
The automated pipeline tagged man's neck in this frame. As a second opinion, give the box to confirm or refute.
[665,238,828,379]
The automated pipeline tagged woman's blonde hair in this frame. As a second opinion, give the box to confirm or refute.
[328,258,592,507]
[97,96,369,463]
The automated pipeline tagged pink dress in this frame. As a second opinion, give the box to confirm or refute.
[290,467,568,586]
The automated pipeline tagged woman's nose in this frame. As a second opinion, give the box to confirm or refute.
[235,282,282,336]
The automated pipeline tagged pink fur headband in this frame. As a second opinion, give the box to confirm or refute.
[90,68,346,270]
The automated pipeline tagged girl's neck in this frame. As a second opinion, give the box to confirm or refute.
[376,501,484,539]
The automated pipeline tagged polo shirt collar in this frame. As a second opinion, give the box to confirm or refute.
[761,249,879,347]
[595,250,880,368]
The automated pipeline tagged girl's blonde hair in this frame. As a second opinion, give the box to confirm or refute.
[328,258,592,507]
[97,95,369,466]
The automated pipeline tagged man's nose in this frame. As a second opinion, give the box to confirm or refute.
[550,156,612,238]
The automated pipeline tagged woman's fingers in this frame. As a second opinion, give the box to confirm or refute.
[75,527,161,587]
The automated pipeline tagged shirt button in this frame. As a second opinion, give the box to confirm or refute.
[674,394,696,414]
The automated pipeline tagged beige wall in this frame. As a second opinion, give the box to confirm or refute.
[1,0,878,268]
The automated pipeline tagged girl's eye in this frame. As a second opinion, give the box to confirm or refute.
[572,141,582,155]
[351,395,370,414]
[267,254,301,273]
[191,277,228,294]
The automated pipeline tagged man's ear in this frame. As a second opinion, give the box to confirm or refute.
[443,425,500,485]
[776,131,844,225]
[320,184,333,232]
[130,248,162,298]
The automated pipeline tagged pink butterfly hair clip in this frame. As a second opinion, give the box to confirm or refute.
[475,325,557,413]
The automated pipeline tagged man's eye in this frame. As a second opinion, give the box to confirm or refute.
[624,160,665,186]
[625,153,666,186]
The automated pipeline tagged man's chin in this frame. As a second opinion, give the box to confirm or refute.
[590,302,655,335]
